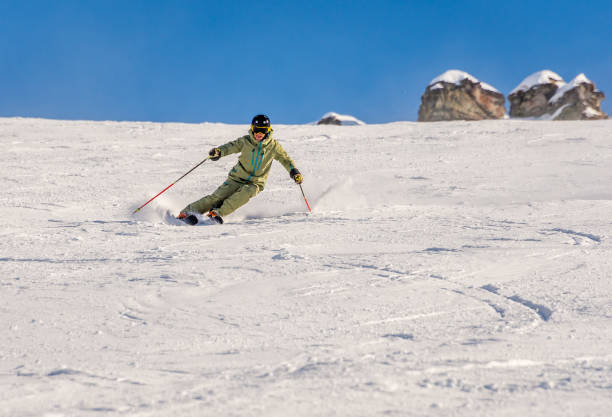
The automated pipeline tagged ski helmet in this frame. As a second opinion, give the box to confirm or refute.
[251,114,271,135]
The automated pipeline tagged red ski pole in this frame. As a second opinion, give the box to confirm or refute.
[133,156,210,214]
[298,183,312,213]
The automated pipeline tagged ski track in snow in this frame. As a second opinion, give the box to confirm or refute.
[2,118,612,416]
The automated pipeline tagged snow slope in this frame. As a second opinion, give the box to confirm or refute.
[2,118,612,416]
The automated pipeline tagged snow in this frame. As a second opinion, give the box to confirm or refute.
[2,117,612,416]
[546,103,571,120]
[429,69,500,93]
[584,106,603,118]
[319,112,365,125]
[549,73,594,104]
[510,70,566,94]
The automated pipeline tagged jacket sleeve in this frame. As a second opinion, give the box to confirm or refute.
[218,136,246,157]
[274,141,297,173]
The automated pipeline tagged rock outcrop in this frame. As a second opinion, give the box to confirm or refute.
[507,70,564,118]
[508,71,608,120]
[317,112,365,126]
[548,74,608,120]
[418,70,506,122]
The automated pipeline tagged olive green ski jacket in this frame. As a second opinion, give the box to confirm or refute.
[217,130,297,189]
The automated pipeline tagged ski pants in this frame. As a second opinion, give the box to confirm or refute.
[182,178,261,217]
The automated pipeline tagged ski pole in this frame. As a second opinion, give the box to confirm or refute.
[298,183,312,213]
[133,156,211,214]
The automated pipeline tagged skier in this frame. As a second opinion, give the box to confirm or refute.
[177,115,303,225]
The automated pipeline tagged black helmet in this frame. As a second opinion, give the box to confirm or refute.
[252,114,270,127]
[251,114,271,135]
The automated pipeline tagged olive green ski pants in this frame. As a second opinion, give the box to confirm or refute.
[182,178,261,217]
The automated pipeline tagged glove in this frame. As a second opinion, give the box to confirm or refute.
[290,168,303,184]
[209,148,221,161]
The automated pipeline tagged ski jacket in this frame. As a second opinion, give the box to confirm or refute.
[217,130,297,189]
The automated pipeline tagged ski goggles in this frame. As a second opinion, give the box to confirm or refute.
[251,124,271,134]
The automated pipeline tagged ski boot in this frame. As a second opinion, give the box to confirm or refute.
[177,212,198,225]
[207,209,224,224]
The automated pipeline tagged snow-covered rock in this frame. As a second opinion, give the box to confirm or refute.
[508,70,565,118]
[549,73,591,104]
[418,70,506,122]
[316,112,365,126]
[510,70,565,95]
[429,70,500,93]
[549,74,608,120]
[508,70,608,120]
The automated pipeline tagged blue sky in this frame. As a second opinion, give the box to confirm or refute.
[1,0,611,124]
